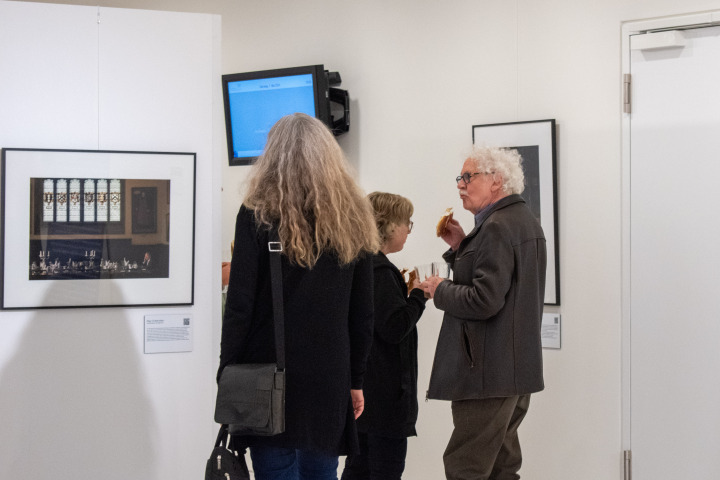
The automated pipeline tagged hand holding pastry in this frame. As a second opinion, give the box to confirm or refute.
[436,208,453,237]
[437,208,465,250]
[400,268,421,292]
[442,219,465,251]
[408,269,421,290]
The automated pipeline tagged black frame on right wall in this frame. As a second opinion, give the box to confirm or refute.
[471,119,559,305]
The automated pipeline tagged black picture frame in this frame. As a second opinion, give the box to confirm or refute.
[1,148,196,309]
[471,119,560,305]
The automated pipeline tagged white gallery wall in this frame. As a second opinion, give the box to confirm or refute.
[0,2,222,480]
[214,1,720,479]
[6,0,720,479]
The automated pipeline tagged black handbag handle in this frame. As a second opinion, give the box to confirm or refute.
[214,424,232,449]
[268,229,286,371]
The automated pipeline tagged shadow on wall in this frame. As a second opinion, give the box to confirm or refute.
[0,282,157,480]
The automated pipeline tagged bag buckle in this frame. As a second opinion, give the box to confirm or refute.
[268,242,282,252]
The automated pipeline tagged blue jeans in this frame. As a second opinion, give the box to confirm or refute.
[249,446,339,480]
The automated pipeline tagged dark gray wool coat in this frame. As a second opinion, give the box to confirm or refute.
[219,206,374,455]
[427,194,546,401]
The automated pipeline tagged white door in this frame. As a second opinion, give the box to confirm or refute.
[624,16,720,479]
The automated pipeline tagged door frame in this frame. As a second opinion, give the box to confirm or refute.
[620,9,720,453]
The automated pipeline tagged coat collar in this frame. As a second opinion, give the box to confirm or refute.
[464,194,526,240]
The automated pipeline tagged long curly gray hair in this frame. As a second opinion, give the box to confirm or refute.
[244,113,379,267]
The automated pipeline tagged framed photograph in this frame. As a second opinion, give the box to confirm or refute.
[472,119,559,305]
[1,148,196,309]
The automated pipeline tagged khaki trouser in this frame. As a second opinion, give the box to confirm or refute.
[443,395,531,480]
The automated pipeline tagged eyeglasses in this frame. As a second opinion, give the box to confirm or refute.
[456,172,482,185]
[407,221,414,233]
[456,171,493,186]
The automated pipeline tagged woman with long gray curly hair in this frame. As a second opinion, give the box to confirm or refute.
[219,113,380,480]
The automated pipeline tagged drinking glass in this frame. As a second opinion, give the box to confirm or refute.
[414,264,433,281]
[414,262,450,280]
[432,261,450,278]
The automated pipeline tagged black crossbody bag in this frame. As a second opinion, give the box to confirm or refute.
[214,232,286,436]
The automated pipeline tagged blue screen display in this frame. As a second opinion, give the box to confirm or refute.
[227,73,316,158]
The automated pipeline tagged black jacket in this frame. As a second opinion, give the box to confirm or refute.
[356,253,427,438]
[427,194,546,400]
[219,206,374,455]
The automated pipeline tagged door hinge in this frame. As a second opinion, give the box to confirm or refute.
[623,74,632,114]
[624,450,632,480]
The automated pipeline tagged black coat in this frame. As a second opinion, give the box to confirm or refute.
[219,206,374,455]
[427,194,546,400]
[356,253,427,438]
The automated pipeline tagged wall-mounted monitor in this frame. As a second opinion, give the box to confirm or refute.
[222,64,344,166]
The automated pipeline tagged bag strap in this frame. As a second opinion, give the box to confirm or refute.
[216,424,246,454]
[215,424,230,448]
[268,228,286,370]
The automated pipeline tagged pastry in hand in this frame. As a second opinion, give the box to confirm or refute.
[407,268,418,290]
[436,208,453,237]
[400,268,419,291]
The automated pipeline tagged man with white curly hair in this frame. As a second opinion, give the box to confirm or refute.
[421,145,547,480]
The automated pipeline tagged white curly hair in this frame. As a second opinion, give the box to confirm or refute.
[467,145,525,195]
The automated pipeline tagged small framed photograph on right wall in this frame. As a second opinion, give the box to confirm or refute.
[472,119,559,305]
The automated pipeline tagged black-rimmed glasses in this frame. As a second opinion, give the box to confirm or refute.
[408,221,414,233]
[456,172,482,185]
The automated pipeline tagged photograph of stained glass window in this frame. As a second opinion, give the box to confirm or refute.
[29,178,170,280]
[2,148,195,309]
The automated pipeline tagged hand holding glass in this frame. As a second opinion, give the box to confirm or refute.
[432,261,450,278]
[414,261,450,280]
